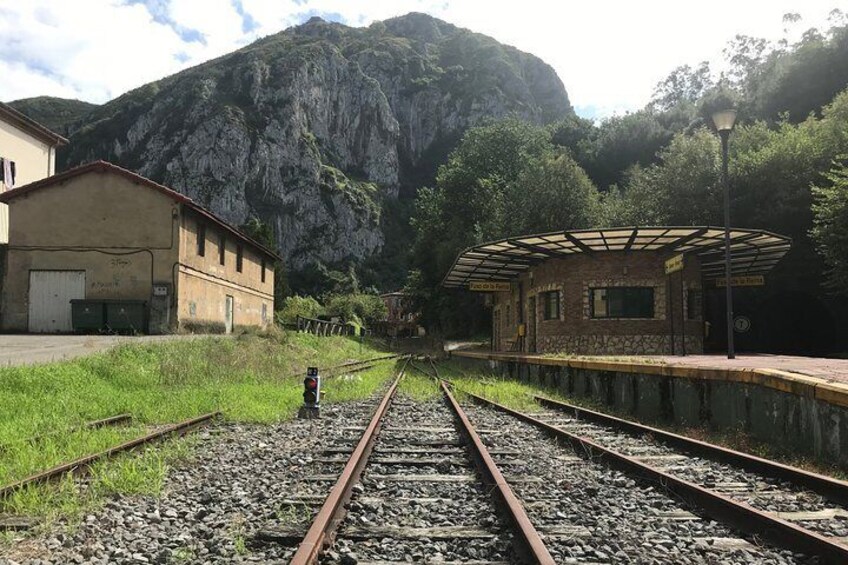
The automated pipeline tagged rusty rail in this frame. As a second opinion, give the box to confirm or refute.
[0,413,132,451]
[465,390,848,564]
[535,395,848,507]
[0,412,220,501]
[440,380,555,564]
[289,358,410,564]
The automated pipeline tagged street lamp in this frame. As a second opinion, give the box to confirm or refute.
[712,108,737,359]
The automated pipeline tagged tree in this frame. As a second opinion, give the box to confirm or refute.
[811,159,848,294]
[409,118,605,334]
[650,62,714,111]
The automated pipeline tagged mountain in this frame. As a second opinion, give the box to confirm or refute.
[6,96,98,136]
[15,13,572,276]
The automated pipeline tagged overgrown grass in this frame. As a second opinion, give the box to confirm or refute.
[433,359,848,480]
[0,329,395,524]
[435,359,558,412]
[398,364,441,400]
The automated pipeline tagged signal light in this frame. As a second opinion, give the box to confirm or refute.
[303,367,321,408]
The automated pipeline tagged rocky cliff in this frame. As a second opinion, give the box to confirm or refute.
[18,13,572,275]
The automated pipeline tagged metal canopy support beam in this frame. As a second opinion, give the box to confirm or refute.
[693,232,763,255]
[623,229,639,252]
[562,232,595,254]
[660,227,709,252]
[507,239,570,258]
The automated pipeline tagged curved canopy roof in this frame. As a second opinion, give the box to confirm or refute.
[442,226,791,288]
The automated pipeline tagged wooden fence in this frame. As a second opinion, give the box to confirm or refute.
[295,315,356,336]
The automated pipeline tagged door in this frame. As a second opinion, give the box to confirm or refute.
[28,271,86,333]
[225,295,234,333]
[527,296,537,353]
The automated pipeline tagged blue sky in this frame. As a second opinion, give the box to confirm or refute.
[0,0,840,119]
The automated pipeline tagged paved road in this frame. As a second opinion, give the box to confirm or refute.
[0,334,215,367]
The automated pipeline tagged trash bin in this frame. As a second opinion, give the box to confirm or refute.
[105,300,147,333]
[70,300,106,333]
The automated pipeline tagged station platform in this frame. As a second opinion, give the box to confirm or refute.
[453,348,848,408]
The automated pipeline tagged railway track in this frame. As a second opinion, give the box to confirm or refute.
[264,357,555,564]
[0,411,220,531]
[435,363,847,563]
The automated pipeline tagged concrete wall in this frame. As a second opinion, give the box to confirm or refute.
[456,352,848,467]
[0,118,57,244]
[1,172,179,331]
[492,251,704,355]
[177,211,274,332]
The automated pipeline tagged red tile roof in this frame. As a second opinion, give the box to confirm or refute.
[0,160,282,261]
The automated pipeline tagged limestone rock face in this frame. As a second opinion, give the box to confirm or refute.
[54,12,572,269]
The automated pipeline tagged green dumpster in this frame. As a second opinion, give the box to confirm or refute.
[105,300,147,333]
[70,300,106,333]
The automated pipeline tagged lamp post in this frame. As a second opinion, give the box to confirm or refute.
[712,108,737,359]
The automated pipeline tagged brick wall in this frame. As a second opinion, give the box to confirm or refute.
[492,251,704,355]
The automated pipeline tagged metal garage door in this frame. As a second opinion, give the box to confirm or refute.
[28,271,86,333]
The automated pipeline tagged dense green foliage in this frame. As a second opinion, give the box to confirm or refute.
[277,295,325,324]
[812,160,848,293]
[408,119,601,334]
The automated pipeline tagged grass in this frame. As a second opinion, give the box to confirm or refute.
[0,328,396,525]
[433,359,848,480]
[435,359,560,412]
[398,362,441,400]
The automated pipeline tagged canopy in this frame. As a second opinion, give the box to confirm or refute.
[442,226,791,288]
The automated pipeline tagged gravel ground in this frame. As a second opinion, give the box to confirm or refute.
[461,401,818,564]
[322,397,516,563]
[0,398,380,565]
[529,407,848,539]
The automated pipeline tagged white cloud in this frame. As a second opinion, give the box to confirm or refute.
[0,0,841,118]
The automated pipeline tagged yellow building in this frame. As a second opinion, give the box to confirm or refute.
[0,102,68,243]
[0,161,279,334]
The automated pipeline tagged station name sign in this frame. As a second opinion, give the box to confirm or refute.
[664,254,684,275]
[469,281,512,292]
[716,275,765,287]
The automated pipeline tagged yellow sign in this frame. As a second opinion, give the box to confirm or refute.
[664,254,684,274]
[469,281,512,292]
[716,275,765,287]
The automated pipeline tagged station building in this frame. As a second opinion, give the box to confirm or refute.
[442,227,791,355]
[0,101,68,243]
[0,161,280,334]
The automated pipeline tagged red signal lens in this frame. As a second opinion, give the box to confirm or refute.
[305,378,318,389]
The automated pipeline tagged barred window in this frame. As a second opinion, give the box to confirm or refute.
[542,290,560,320]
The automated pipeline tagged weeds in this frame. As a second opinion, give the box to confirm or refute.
[0,331,393,523]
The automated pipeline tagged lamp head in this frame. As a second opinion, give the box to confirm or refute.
[711,109,737,133]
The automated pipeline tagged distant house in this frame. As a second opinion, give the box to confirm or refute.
[377,291,422,337]
[0,101,68,243]
[0,161,280,334]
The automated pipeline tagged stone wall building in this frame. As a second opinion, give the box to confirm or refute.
[443,227,791,356]
[0,161,279,334]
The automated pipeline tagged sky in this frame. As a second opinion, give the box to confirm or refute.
[0,0,841,119]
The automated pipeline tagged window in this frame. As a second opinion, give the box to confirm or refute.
[196,223,206,256]
[261,259,266,283]
[591,287,654,319]
[262,303,268,323]
[0,158,17,188]
[236,245,243,273]
[219,235,226,265]
[687,289,702,320]
[542,290,560,320]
